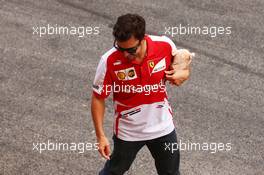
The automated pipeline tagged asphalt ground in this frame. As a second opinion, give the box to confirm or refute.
[0,0,263,174]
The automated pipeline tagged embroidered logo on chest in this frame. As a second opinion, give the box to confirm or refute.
[115,67,137,81]
[149,58,166,74]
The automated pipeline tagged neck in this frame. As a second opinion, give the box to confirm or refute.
[135,40,147,64]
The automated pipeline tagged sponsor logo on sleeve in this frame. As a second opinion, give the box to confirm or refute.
[113,60,122,66]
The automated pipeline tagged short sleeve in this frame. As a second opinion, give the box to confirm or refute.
[92,56,113,99]
[162,36,177,56]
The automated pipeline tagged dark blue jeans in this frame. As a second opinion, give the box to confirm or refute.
[99,129,180,175]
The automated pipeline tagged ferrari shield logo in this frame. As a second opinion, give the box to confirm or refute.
[149,61,155,68]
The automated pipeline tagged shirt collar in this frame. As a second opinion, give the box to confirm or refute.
[130,35,155,65]
[144,35,155,58]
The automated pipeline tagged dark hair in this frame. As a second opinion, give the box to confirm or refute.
[113,14,146,42]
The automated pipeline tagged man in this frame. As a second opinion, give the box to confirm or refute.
[91,14,192,175]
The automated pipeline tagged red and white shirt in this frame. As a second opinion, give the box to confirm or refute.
[93,35,177,141]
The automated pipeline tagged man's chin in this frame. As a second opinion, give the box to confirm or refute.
[126,55,136,61]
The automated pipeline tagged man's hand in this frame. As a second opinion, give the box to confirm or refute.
[91,94,110,160]
[165,49,194,86]
[97,136,111,160]
[165,69,190,86]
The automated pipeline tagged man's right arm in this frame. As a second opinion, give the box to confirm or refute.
[91,93,111,160]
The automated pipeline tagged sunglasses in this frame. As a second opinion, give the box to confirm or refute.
[113,40,141,54]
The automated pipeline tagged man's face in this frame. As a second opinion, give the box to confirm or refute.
[114,36,142,61]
